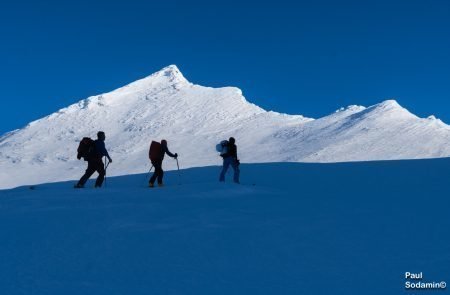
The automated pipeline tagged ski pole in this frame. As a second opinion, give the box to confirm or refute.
[148,165,154,176]
[104,157,107,188]
[143,165,154,183]
[175,157,181,185]
[104,157,111,188]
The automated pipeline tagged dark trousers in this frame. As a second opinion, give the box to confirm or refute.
[219,157,240,183]
[78,159,106,187]
[149,161,164,184]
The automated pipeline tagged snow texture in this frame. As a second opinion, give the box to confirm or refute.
[0,161,449,294]
[1,65,450,189]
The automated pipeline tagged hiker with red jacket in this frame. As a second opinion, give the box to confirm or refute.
[219,137,240,184]
[148,139,178,187]
[75,131,112,188]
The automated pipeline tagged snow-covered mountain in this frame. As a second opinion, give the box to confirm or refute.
[1,65,450,189]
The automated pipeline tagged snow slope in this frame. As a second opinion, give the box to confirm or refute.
[1,160,449,294]
[1,65,450,189]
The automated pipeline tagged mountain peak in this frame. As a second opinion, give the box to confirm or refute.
[335,104,366,113]
[377,99,401,108]
[158,64,182,76]
[150,64,188,84]
[122,65,189,91]
[366,99,407,114]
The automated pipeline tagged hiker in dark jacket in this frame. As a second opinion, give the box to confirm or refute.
[149,139,178,187]
[75,131,112,188]
[219,137,240,183]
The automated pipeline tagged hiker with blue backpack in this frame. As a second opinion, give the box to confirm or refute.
[217,137,240,184]
[148,139,178,187]
[75,131,112,188]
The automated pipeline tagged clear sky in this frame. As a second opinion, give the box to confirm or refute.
[1,0,449,134]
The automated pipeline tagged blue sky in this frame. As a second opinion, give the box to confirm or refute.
[1,0,449,134]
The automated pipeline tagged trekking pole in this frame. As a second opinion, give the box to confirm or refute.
[143,164,154,183]
[104,157,111,188]
[175,157,181,185]
[148,165,154,176]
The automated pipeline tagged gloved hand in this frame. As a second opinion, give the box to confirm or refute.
[174,153,178,159]
[236,159,240,165]
[108,157,113,163]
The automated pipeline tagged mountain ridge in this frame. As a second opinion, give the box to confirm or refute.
[1,65,450,189]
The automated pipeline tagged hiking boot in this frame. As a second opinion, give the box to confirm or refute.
[149,182,155,188]
[158,182,164,187]
[74,184,84,189]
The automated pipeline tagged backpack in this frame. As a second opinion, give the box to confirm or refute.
[216,140,229,156]
[77,137,95,161]
[149,141,162,162]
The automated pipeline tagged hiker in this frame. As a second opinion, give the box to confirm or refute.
[219,137,240,183]
[75,131,112,188]
[148,139,178,187]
